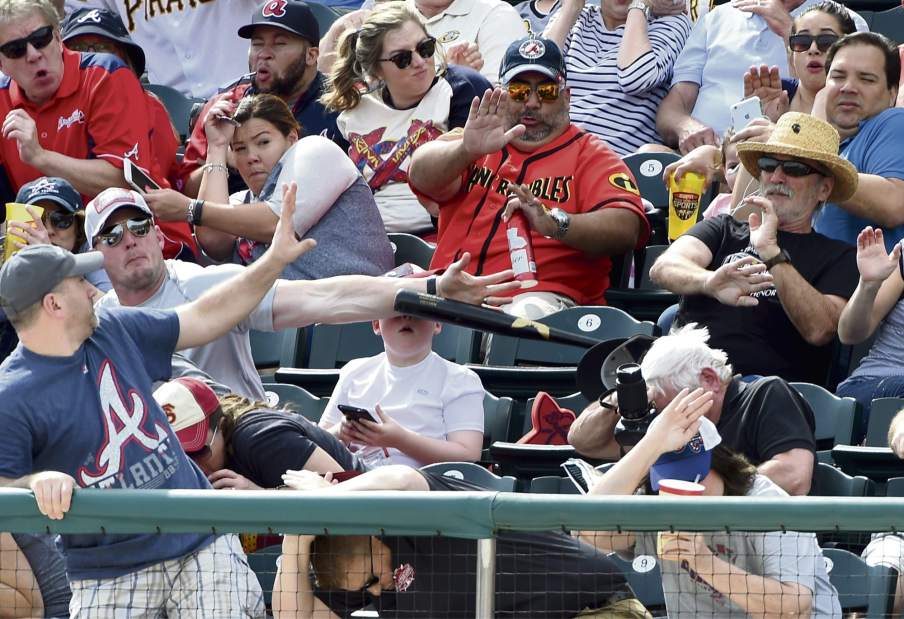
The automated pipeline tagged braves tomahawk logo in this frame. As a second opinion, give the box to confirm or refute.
[77,360,169,487]
[348,120,442,191]
[262,0,287,17]
[76,9,103,24]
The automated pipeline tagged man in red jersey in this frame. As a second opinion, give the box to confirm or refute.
[0,0,155,202]
[409,36,649,318]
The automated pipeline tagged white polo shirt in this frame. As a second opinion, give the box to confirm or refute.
[411,0,528,81]
[671,0,868,137]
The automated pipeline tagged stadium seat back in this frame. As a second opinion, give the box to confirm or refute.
[486,306,656,366]
[869,5,904,44]
[263,383,326,423]
[823,547,897,616]
[420,462,516,491]
[608,553,666,613]
[146,83,203,141]
[305,321,477,368]
[483,392,515,450]
[528,475,581,494]
[388,232,435,269]
[791,382,859,450]
[809,462,874,497]
[865,397,904,447]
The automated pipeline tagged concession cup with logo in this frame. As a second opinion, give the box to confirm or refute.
[3,203,44,263]
[667,171,705,241]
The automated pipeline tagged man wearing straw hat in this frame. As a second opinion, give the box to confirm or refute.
[650,112,860,385]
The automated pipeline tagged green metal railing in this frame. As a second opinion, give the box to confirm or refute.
[2,490,902,617]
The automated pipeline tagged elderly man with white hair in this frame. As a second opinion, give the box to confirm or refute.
[568,324,817,495]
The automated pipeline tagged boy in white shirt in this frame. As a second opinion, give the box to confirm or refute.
[319,312,485,468]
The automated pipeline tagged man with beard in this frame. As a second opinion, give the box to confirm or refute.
[649,113,860,384]
[178,0,347,197]
[408,37,649,318]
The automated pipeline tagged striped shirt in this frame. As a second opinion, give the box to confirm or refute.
[563,7,691,156]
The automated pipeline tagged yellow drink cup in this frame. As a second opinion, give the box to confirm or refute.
[3,203,43,263]
[668,172,705,241]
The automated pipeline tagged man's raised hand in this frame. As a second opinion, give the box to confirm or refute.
[462,88,525,159]
[703,255,774,307]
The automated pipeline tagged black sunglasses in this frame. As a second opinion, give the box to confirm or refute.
[758,156,824,178]
[97,217,152,247]
[42,210,75,230]
[0,25,54,59]
[378,37,436,70]
[788,33,839,53]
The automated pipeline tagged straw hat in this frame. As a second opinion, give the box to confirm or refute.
[736,112,858,203]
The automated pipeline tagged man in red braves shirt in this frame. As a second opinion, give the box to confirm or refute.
[409,36,650,317]
[0,0,155,201]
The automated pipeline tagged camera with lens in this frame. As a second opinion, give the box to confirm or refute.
[609,363,658,448]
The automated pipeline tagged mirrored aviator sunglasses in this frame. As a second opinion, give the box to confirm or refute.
[97,217,152,247]
[506,81,560,103]
[788,33,839,53]
[380,37,436,70]
[0,25,54,59]
[43,210,75,230]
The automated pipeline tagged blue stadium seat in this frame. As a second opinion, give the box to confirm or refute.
[823,547,897,616]
[262,383,325,423]
[388,232,435,269]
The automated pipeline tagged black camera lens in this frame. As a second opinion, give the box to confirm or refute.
[616,363,649,420]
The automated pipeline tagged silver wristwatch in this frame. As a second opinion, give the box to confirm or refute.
[627,0,651,19]
[549,208,571,240]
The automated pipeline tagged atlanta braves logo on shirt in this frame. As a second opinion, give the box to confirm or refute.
[518,39,545,59]
[77,360,169,487]
[57,109,85,131]
[262,0,287,18]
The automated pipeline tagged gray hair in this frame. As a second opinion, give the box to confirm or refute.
[640,323,733,395]
[0,0,60,29]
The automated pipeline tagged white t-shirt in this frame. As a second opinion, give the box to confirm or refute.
[320,351,485,468]
[411,0,527,81]
[95,260,277,401]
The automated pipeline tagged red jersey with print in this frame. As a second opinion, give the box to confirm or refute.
[425,125,649,305]
[0,48,156,196]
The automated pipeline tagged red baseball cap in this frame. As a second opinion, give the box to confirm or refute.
[153,377,220,452]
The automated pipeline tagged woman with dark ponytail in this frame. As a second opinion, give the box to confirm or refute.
[322,1,491,236]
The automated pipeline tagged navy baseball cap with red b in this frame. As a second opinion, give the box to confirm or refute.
[499,36,566,84]
[238,0,320,44]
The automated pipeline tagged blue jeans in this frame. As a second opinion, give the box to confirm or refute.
[837,374,904,438]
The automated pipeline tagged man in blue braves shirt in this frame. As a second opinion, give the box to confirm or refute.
[0,183,315,616]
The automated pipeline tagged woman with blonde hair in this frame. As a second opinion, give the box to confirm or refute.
[323,1,491,235]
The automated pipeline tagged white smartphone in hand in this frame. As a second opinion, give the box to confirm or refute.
[123,159,161,194]
[729,96,763,131]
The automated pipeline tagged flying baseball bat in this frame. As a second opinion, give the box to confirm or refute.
[393,290,601,348]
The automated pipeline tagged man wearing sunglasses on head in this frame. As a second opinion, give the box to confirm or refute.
[0,0,159,201]
[649,113,860,385]
[408,36,650,319]
[0,183,321,617]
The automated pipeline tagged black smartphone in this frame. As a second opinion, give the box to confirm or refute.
[338,404,376,423]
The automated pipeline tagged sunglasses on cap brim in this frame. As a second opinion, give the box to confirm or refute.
[0,25,54,59]
[378,37,436,70]
[96,217,152,247]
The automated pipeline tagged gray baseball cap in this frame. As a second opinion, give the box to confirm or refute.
[0,245,103,320]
